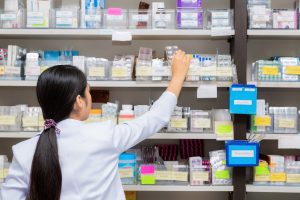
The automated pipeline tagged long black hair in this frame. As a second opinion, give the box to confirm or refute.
[28,65,87,200]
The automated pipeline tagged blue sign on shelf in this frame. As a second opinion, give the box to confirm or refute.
[229,84,257,115]
[226,140,259,167]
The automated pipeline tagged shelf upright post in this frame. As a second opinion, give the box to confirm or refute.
[230,0,248,200]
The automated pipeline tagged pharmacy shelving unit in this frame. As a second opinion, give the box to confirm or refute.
[246,133,300,140]
[247,29,300,39]
[248,81,300,88]
[0,0,247,200]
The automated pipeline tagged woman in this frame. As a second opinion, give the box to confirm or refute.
[0,50,190,200]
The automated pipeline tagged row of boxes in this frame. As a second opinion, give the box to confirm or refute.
[119,150,232,186]
[252,58,300,82]
[0,8,234,30]
[253,155,300,186]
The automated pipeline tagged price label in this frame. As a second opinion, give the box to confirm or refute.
[56,11,73,18]
[215,121,234,141]
[215,170,230,180]
[155,171,173,181]
[193,118,211,128]
[278,119,295,128]
[22,116,39,127]
[216,67,233,77]
[88,67,105,77]
[270,173,286,182]
[136,67,152,76]
[172,171,188,182]
[119,168,134,178]
[0,66,4,75]
[192,171,209,181]
[262,66,279,76]
[1,13,17,21]
[199,67,217,76]
[25,67,40,76]
[187,67,201,76]
[286,66,300,75]
[4,66,20,75]
[0,115,17,125]
[254,116,271,126]
[85,14,102,22]
[255,166,270,176]
[287,174,300,183]
[170,118,187,128]
[112,67,128,78]
[132,14,149,21]
[255,175,270,182]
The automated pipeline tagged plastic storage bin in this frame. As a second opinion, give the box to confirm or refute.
[0,9,24,28]
[270,107,298,134]
[110,55,133,81]
[253,60,282,82]
[217,55,234,82]
[103,8,128,29]
[206,9,234,30]
[136,47,153,81]
[286,160,300,185]
[128,10,151,29]
[27,10,52,28]
[152,9,175,29]
[86,58,110,81]
[248,6,272,29]
[189,157,211,186]
[22,107,41,132]
[84,9,103,29]
[190,110,212,133]
[118,153,137,185]
[210,150,232,185]
[0,62,22,80]
[273,9,297,30]
[0,105,25,132]
[55,9,79,29]
[151,59,171,81]
[199,55,217,81]
[167,107,188,133]
[186,55,201,82]
[176,8,203,29]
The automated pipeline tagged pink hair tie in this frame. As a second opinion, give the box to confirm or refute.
[44,119,61,134]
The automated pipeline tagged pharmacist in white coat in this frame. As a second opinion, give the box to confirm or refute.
[0,50,191,200]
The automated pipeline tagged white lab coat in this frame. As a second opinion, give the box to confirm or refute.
[0,91,177,200]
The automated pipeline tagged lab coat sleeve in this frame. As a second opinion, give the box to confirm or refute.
[112,91,177,153]
[0,154,28,200]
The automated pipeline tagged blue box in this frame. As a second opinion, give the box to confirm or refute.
[226,140,259,167]
[229,84,257,115]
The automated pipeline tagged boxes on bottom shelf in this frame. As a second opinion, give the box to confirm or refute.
[253,155,300,186]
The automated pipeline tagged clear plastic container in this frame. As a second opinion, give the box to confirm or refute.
[280,57,300,82]
[84,8,103,29]
[151,59,171,81]
[167,107,188,133]
[152,9,175,29]
[286,160,300,185]
[86,58,110,81]
[103,8,128,29]
[189,157,211,186]
[136,47,153,81]
[118,105,135,124]
[186,55,201,82]
[190,110,212,133]
[110,55,133,81]
[55,8,79,29]
[0,63,22,80]
[128,10,151,29]
[248,6,272,29]
[86,109,102,123]
[101,102,118,124]
[119,153,137,185]
[27,10,53,28]
[199,55,217,81]
[206,9,234,30]
[0,105,25,132]
[253,60,282,82]
[216,55,234,82]
[270,107,298,134]
[210,150,232,185]
[172,165,189,185]
[25,52,41,80]
[253,160,270,185]
[269,155,286,185]
[0,9,24,28]
[273,9,297,30]
[22,107,40,132]
[251,115,273,133]
[176,8,203,29]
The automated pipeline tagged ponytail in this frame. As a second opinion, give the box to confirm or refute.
[28,127,62,200]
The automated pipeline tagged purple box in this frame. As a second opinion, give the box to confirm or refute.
[177,0,202,8]
[177,8,203,29]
